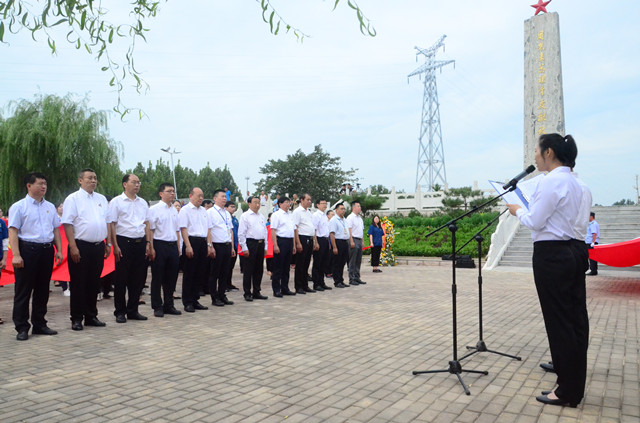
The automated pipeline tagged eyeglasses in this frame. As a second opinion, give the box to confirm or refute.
[163,189,176,193]
[129,181,142,186]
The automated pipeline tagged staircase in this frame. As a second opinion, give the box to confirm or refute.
[499,205,640,272]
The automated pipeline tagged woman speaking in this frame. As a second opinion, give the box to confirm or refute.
[507,133,589,408]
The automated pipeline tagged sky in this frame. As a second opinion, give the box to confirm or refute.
[1,0,639,205]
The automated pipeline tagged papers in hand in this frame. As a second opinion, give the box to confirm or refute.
[489,174,543,211]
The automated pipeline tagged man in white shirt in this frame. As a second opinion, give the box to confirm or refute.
[311,198,332,291]
[238,196,269,301]
[293,193,317,294]
[207,189,236,307]
[270,196,295,297]
[9,172,64,340]
[148,183,182,317]
[109,174,154,323]
[178,187,214,313]
[329,202,350,288]
[346,200,366,286]
[63,168,112,331]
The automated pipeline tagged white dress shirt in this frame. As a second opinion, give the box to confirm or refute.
[313,210,330,238]
[516,166,581,242]
[108,193,150,238]
[208,204,233,243]
[61,188,109,242]
[329,216,350,240]
[149,201,179,242]
[270,208,295,238]
[9,195,60,243]
[238,209,268,251]
[292,206,315,237]
[178,202,211,237]
[346,212,364,239]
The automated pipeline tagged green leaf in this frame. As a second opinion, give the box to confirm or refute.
[274,20,280,35]
[80,10,86,30]
[101,66,109,71]
[47,37,56,53]
[85,43,91,53]
[333,0,340,11]
[0,21,4,42]
[269,11,275,33]
[108,28,114,43]
[109,76,115,86]
[347,0,358,10]
[51,18,67,27]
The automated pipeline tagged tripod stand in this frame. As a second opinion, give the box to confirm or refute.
[457,210,522,363]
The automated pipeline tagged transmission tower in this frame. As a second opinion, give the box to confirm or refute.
[408,35,454,191]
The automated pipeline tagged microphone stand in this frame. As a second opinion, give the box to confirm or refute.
[456,209,522,363]
[412,188,516,395]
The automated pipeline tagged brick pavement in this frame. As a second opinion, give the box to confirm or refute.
[0,263,638,423]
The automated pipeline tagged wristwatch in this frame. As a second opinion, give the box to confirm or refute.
[207,243,213,247]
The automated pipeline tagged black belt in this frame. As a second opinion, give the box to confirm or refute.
[154,239,177,245]
[276,236,293,240]
[189,236,206,240]
[335,238,348,243]
[212,242,231,246]
[117,235,146,243]
[76,239,104,246]
[19,240,53,248]
[299,234,313,238]
[247,238,264,244]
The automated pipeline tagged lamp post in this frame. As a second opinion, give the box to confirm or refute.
[160,147,181,199]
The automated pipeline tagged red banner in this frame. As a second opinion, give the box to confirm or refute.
[589,238,640,268]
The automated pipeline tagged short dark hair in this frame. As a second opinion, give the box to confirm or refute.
[24,172,47,188]
[158,182,174,193]
[247,196,258,204]
[225,201,236,208]
[350,200,361,207]
[78,168,95,179]
[202,199,213,206]
[300,193,311,202]
[122,174,135,184]
[213,189,225,198]
[315,198,327,206]
[590,212,596,218]
[277,196,290,205]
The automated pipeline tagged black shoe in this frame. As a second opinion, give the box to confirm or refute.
[535,394,578,408]
[228,285,240,292]
[295,289,306,295]
[221,296,234,305]
[274,292,283,298]
[282,291,296,296]
[116,315,127,323]
[314,285,325,291]
[184,305,195,313]
[16,330,29,341]
[72,321,84,331]
[334,283,346,288]
[194,302,209,310]
[540,362,555,373]
[84,317,106,327]
[32,326,58,335]
[127,312,148,321]
[154,309,164,317]
[321,285,333,290]
[357,280,367,285]
[244,293,254,302]
[164,307,182,315]
[253,293,268,300]
[586,272,598,276]
[303,287,316,293]
[212,298,225,307]
[541,390,552,395]
[350,281,360,286]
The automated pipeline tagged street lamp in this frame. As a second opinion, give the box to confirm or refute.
[160,147,181,199]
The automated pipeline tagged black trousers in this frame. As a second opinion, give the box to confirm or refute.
[312,237,330,287]
[150,240,179,311]
[209,242,232,300]
[243,239,265,295]
[13,241,54,332]
[114,236,148,317]
[588,243,598,273]
[294,235,313,290]
[182,236,208,307]
[332,239,349,285]
[532,239,589,404]
[272,237,293,295]
[69,240,105,322]
[371,245,382,267]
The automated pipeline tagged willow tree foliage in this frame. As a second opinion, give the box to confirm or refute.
[257,144,356,203]
[0,0,375,116]
[0,94,122,208]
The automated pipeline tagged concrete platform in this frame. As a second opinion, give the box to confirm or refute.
[1,263,638,422]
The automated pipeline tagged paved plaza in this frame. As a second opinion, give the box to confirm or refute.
[1,262,639,423]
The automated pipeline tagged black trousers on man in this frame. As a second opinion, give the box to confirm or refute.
[209,242,232,301]
[294,235,313,291]
[312,237,330,288]
[243,238,265,295]
[182,236,208,308]
[532,239,589,405]
[272,236,293,295]
[69,240,105,323]
[587,242,598,274]
[150,240,179,311]
[13,241,55,333]
[332,239,349,286]
[114,236,148,317]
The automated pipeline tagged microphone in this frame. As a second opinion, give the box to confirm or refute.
[502,165,535,190]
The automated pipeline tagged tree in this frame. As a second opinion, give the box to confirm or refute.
[0,1,374,116]
[612,198,635,206]
[0,94,122,207]
[343,193,384,217]
[257,144,356,203]
[369,184,390,195]
[441,187,485,213]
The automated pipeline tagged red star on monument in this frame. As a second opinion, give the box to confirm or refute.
[531,0,552,15]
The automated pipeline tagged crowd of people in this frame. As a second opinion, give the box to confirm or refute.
[1,169,379,339]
